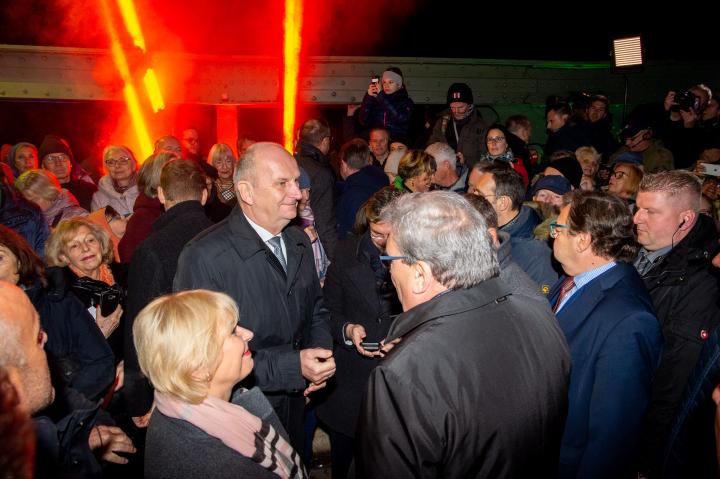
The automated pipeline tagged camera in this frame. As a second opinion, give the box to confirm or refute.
[672,90,700,112]
[72,277,124,317]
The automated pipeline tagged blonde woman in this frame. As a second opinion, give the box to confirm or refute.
[135,290,306,479]
[15,169,87,228]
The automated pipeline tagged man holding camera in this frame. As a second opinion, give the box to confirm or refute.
[660,84,713,168]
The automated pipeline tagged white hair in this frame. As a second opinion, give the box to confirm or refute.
[425,142,457,170]
[383,191,499,288]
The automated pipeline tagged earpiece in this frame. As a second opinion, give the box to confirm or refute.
[678,219,687,229]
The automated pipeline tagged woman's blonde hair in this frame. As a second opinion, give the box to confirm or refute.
[208,143,236,169]
[133,290,239,404]
[14,169,61,203]
[397,150,436,180]
[45,217,114,267]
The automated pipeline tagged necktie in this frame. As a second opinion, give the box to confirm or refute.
[553,276,575,313]
[635,252,652,276]
[267,236,287,271]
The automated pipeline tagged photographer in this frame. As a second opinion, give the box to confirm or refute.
[660,84,713,168]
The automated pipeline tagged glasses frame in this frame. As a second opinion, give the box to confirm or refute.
[379,255,409,267]
[549,222,571,239]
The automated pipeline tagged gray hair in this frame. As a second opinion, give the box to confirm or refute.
[382,191,499,289]
[138,152,177,198]
[425,142,457,170]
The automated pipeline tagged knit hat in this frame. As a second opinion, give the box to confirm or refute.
[612,151,644,166]
[530,175,572,197]
[546,156,583,189]
[447,83,474,105]
[38,135,74,163]
[382,70,403,88]
[299,167,311,189]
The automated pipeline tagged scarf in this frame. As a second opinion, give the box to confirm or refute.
[480,149,515,164]
[215,178,235,202]
[298,205,330,280]
[111,172,137,194]
[69,262,115,286]
[154,391,306,479]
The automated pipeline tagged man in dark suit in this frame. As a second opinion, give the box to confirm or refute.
[124,159,213,425]
[548,190,663,479]
[174,142,334,452]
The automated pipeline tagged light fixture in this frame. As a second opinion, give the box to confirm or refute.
[613,36,643,69]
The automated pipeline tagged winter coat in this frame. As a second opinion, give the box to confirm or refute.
[117,192,163,262]
[90,175,139,216]
[0,183,49,257]
[316,233,401,438]
[42,189,88,228]
[638,214,720,474]
[62,177,97,212]
[124,200,213,416]
[335,165,388,240]
[173,206,332,451]
[359,88,414,140]
[296,142,338,259]
[428,109,488,170]
[355,277,571,478]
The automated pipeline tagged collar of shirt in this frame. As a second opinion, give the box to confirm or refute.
[556,261,617,313]
[243,213,286,258]
[638,245,673,266]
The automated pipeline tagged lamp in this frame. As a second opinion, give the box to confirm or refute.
[612,36,643,122]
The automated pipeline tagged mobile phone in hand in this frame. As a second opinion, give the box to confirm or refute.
[360,342,380,352]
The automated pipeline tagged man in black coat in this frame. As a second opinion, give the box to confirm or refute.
[354,192,571,478]
[174,142,335,453]
[633,170,720,476]
[296,119,338,259]
[124,160,213,423]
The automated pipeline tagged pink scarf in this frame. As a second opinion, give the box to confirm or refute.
[154,391,306,479]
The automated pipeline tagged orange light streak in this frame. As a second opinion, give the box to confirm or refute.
[143,68,165,112]
[116,0,146,52]
[100,0,153,159]
[283,0,303,152]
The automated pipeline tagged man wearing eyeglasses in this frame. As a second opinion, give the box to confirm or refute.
[548,190,661,479]
[355,191,570,478]
[38,135,97,210]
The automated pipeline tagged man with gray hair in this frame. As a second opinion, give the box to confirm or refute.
[354,191,570,477]
[425,141,466,192]
[174,142,334,452]
[633,170,720,475]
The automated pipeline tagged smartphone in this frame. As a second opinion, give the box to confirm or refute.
[371,75,379,85]
[360,342,380,351]
[701,163,720,177]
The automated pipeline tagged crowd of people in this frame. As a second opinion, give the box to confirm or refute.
[1,69,720,479]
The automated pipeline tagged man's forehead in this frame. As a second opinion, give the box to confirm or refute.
[370,131,388,140]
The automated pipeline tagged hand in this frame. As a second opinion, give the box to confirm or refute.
[664,91,677,111]
[378,337,402,357]
[700,148,720,165]
[304,225,318,243]
[89,425,136,464]
[114,360,124,392]
[300,348,336,384]
[345,324,380,358]
[304,381,327,397]
[680,108,698,128]
[96,305,122,338]
[367,82,380,97]
[131,410,152,428]
[347,104,361,117]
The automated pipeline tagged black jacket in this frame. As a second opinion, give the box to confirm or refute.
[354,277,571,478]
[27,281,115,403]
[173,206,332,450]
[296,142,338,259]
[639,214,720,474]
[335,166,389,240]
[124,200,213,416]
[316,234,401,438]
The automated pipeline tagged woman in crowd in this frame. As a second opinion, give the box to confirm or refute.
[8,142,38,178]
[0,224,115,401]
[205,143,237,222]
[118,152,177,262]
[296,168,330,283]
[91,145,140,217]
[316,187,403,479]
[479,124,529,186]
[607,162,644,204]
[575,146,601,190]
[14,169,88,228]
[359,67,414,142]
[393,150,436,192]
[86,204,128,263]
[45,217,125,358]
[134,289,306,479]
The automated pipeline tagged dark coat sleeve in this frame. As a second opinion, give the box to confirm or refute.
[309,167,337,260]
[355,366,443,478]
[376,92,414,128]
[358,93,377,128]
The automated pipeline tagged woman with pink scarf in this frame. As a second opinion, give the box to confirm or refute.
[134,290,306,479]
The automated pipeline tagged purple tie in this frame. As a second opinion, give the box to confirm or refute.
[553,277,575,313]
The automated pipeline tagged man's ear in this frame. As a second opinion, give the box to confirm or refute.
[575,231,592,253]
[410,261,434,295]
[496,195,512,213]
[237,181,253,205]
[200,188,209,206]
[157,186,166,207]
